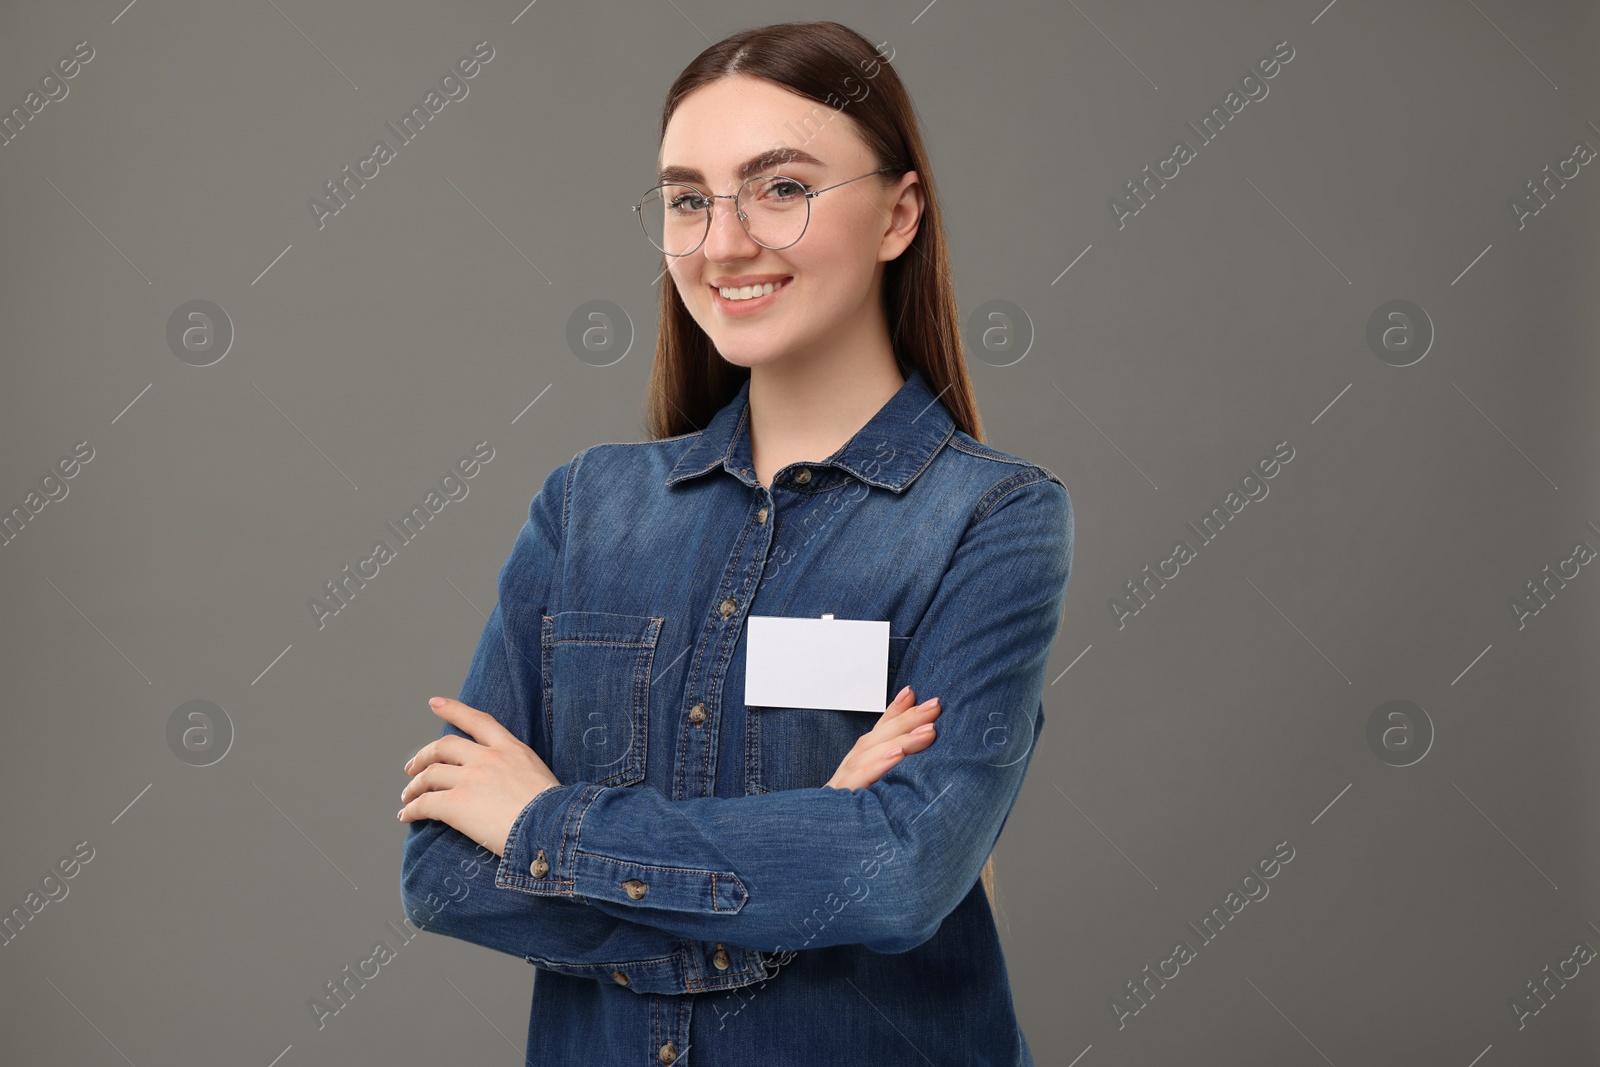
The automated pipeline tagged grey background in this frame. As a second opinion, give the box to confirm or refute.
[2,1,1596,1064]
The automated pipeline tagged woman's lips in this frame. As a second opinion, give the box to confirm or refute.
[710,278,790,316]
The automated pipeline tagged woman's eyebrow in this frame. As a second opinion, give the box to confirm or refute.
[658,148,826,186]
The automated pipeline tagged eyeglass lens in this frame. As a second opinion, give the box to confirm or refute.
[637,176,809,255]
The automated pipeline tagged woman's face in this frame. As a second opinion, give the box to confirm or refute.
[656,74,919,370]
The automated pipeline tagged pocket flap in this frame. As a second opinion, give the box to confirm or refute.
[545,610,663,646]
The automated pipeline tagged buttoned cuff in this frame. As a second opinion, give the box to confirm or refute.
[496,780,600,896]
[495,782,785,995]
[524,942,787,996]
[497,781,751,915]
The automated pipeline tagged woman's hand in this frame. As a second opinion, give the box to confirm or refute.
[823,686,941,791]
[398,697,561,858]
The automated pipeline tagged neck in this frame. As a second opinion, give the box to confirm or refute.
[746,344,905,485]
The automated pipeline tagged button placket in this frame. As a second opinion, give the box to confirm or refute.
[667,467,774,817]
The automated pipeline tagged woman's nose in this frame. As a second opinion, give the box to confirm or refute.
[701,198,761,260]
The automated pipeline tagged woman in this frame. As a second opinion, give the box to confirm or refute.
[398,20,1072,1066]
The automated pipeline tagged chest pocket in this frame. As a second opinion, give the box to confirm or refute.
[745,634,909,794]
[540,611,662,788]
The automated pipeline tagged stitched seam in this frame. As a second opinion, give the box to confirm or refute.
[727,401,751,469]
[921,469,1055,572]
[542,616,657,788]
[499,876,575,890]
[948,438,1067,492]
[783,471,856,495]
[667,457,722,484]
[494,874,576,895]
[946,436,1032,467]
[556,783,601,883]
[682,971,763,992]
[561,447,586,547]
[899,421,955,489]
[564,784,604,883]
[681,950,762,992]
[972,467,1056,525]
[664,429,715,484]
[576,852,746,887]
[621,618,660,788]
[497,791,576,892]
[527,950,683,968]
[546,609,661,645]
[683,939,703,986]
[706,492,762,797]
[540,616,554,751]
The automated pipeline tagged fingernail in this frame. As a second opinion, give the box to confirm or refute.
[396,808,404,820]
[897,685,911,701]
[912,723,934,736]
[429,697,445,708]
[885,746,904,759]
[404,757,413,772]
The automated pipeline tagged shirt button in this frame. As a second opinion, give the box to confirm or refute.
[658,1040,677,1063]
[688,703,707,725]
[794,467,811,484]
[622,878,649,900]
[756,506,768,524]
[529,849,548,878]
[611,969,630,986]
[719,597,736,618]
[712,943,731,970]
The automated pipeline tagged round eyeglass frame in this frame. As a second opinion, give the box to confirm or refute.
[632,166,898,256]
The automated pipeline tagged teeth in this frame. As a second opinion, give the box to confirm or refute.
[718,279,786,301]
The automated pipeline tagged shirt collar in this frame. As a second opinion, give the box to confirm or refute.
[665,366,956,493]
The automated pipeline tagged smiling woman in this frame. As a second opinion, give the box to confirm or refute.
[399,19,1073,1067]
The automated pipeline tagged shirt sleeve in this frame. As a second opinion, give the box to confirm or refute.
[398,456,778,994]
[493,468,1074,955]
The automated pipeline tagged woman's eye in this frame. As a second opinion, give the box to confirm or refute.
[767,179,806,199]
[667,195,706,213]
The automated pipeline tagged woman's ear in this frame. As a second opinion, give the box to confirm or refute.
[879,171,923,261]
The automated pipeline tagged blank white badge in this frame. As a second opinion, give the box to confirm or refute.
[745,614,890,713]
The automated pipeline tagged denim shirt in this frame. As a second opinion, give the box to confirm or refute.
[399,366,1073,1066]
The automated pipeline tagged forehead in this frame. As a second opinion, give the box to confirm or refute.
[659,75,861,182]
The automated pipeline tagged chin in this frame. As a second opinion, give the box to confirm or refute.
[709,343,791,371]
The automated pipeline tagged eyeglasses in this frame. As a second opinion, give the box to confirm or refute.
[632,167,897,256]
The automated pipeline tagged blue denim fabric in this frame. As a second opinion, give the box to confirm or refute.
[399,366,1073,1066]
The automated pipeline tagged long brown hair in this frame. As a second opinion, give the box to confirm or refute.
[642,21,1001,911]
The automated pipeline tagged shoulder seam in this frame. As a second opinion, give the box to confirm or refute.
[972,466,1062,525]
[561,446,591,550]
[947,436,1029,467]
[946,438,1066,490]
